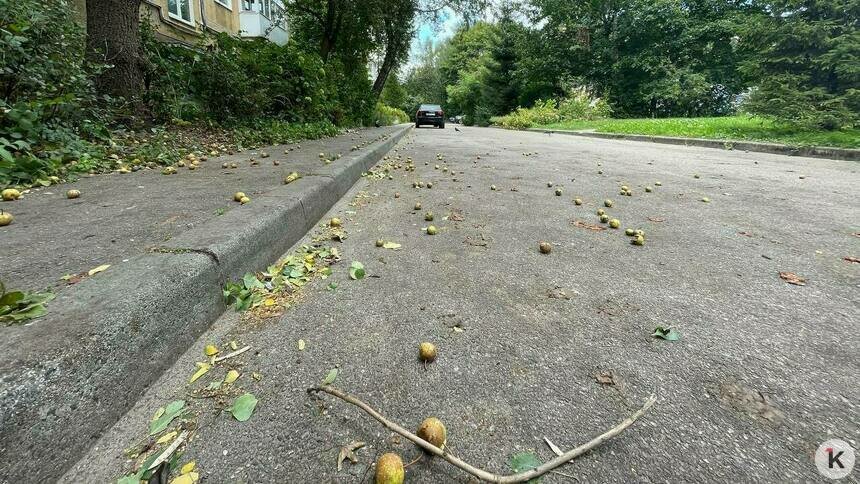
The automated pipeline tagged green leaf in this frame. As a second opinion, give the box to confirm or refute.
[230,393,258,422]
[348,261,365,280]
[148,400,185,435]
[327,282,338,291]
[652,326,680,341]
[508,452,542,482]
[243,273,265,290]
[322,368,338,385]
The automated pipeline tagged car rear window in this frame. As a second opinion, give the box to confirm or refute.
[420,105,442,111]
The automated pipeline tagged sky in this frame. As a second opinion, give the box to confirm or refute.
[406,7,462,70]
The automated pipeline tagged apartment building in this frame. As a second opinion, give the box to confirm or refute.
[75,0,289,46]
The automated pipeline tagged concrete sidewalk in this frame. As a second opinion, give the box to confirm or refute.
[0,124,412,482]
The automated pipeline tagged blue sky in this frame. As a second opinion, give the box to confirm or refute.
[407,8,462,69]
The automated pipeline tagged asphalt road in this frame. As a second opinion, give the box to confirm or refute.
[65,126,858,483]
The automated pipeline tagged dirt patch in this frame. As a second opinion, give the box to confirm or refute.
[716,382,785,426]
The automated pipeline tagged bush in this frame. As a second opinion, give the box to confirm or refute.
[492,88,611,129]
[144,32,378,129]
[0,0,106,186]
[373,104,410,125]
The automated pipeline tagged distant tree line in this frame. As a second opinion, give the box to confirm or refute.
[399,0,858,129]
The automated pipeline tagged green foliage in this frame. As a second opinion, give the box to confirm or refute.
[373,104,410,125]
[492,88,611,129]
[740,0,859,129]
[541,116,860,149]
[0,0,107,186]
[0,280,56,326]
[223,274,265,312]
[144,33,373,127]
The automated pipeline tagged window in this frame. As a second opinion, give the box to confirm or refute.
[261,0,271,18]
[215,0,232,9]
[168,0,193,24]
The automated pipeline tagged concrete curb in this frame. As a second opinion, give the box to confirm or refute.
[525,128,860,161]
[0,124,413,482]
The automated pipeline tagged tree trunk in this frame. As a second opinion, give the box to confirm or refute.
[372,41,398,98]
[86,0,145,98]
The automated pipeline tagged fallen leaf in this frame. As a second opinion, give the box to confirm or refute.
[509,452,541,475]
[152,406,165,422]
[189,362,211,383]
[843,257,859,263]
[322,368,338,385]
[348,261,365,280]
[170,475,194,484]
[652,326,680,341]
[382,242,401,249]
[224,369,240,384]
[449,209,465,221]
[204,345,219,356]
[149,400,185,435]
[594,369,616,385]
[87,264,110,276]
[646,217,665,223]
[336,441,366,471]
[229,340,238,350]
[230,393,258,422]
[571,220,605,231]
[779,271,806,286]
[252,372,262,381]
[544,437,563,457]
[156,430,178,444]
[298,339,306,351]
[180,461,196,474]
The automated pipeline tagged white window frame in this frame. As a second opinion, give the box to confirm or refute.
[214,0,233,10]
[167,0,194,26]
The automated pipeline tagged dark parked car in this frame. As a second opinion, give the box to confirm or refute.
[416,104,445,128]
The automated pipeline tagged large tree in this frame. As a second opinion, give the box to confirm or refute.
[741,0,859,129]
[85,0,145,98]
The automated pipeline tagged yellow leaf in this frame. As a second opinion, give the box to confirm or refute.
[382,242,401,249]
[189,363,211,383]
[188,472,199,482]
[297,339,305,351]
[252,372,262,381]
[264,298,275,307]
[180,461,196,474]
[156,430,177,444]
[204,344,218,356]
[87,264,111,276]
[229,340,238,351]
[224,369,240,384]
[170,474,194,484]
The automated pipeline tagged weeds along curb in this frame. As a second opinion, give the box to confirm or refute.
[0,124,413,483]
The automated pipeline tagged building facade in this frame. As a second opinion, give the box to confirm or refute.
[74,0,289,46]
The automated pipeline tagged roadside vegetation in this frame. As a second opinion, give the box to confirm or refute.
[541,116,860,149]
[0,0,444,187]
[401,1,858,146]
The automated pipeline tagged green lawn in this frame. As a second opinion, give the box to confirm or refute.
[541,116,860,149]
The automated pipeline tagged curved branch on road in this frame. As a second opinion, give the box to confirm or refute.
[308,385,657,483]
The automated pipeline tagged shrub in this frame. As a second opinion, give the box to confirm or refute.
[0,0,105,186]
[491,88,611,129]
[373,104,410,125]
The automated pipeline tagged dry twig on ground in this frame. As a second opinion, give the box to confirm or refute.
[308,385,657,483]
